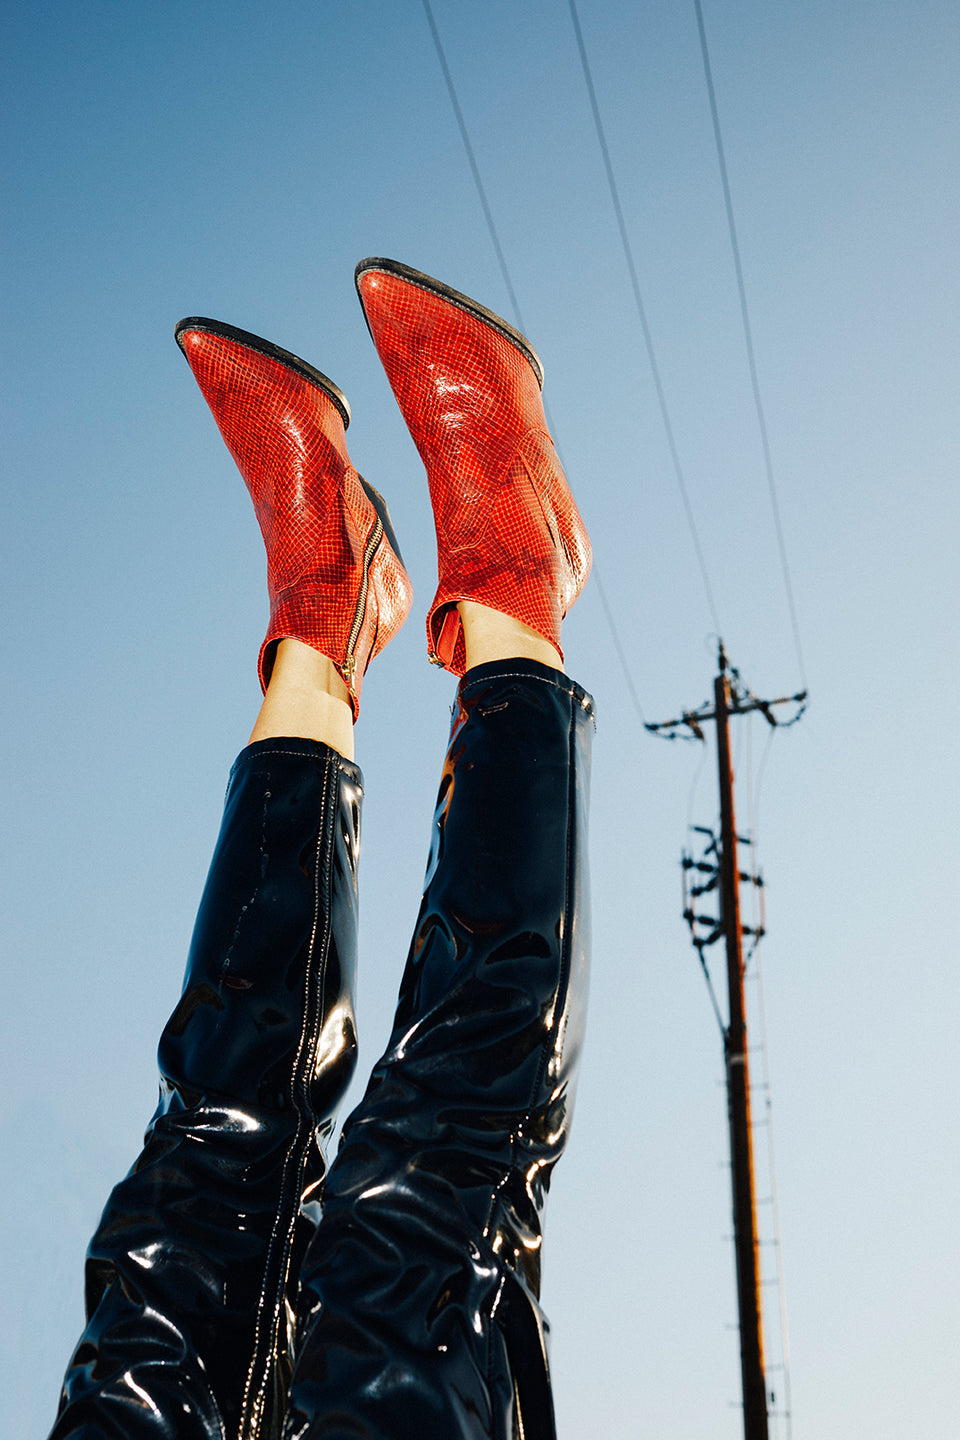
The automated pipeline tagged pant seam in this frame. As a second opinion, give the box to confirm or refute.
[238,756,337,1439]
[527,686,577,1146]
[484,686,578,1306]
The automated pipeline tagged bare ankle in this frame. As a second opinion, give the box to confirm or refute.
[457,602,563,673]
[248,639,354,758]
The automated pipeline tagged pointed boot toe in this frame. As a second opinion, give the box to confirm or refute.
[355,259,591,675]
[176,318,412,715]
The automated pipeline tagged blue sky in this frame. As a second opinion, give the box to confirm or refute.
[2,2,958,1436]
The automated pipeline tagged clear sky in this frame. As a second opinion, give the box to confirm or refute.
[2,2,958,1437]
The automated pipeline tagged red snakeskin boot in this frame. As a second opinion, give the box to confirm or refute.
[176,318,412,716]
[355,258,591,675]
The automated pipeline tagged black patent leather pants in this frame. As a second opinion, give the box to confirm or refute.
[51,659,594,1440]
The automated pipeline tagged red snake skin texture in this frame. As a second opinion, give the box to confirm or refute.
[177,324,412,716]
[356,262,591,675]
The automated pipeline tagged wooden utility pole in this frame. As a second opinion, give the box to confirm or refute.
[714,652,768,1440]
[648,643,805,1440]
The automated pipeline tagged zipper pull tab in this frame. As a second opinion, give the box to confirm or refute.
[343,653,357,698]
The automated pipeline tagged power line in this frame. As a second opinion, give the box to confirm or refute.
[420,0,649,725]
[420,0,528,336]
[693,0,808,692]
[591,566,648,726]
[568,0,723,637]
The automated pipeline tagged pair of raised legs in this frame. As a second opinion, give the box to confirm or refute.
[51,261,595,1440]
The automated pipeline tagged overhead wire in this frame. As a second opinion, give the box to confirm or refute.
[567,0,723,638]
[752,719,778,837]
[420,0,529,336]
[421,0,649,726]
[685,730,710,834]
[693,0,808,693]
[548,410,648,726]
[590,568,649,725]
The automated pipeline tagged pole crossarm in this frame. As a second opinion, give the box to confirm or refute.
[645,690,807,739]
[645,639,807,741]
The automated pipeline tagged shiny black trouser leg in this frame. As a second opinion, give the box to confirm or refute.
[283,659,595,1440]
[50,740,364,1440]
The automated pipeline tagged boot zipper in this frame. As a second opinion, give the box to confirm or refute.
[343,516,383,698]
